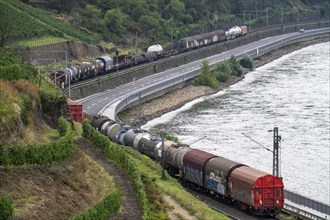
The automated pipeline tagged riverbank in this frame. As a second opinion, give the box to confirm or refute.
[118,37,330,126]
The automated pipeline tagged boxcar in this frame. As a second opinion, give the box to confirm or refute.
[228,166,284,213]
[183,149,216,186]
[204,156,244,196]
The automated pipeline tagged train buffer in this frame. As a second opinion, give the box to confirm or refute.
[284,190,330,220]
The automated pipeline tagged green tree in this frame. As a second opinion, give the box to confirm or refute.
[138,15,160,37]
[104,9,125,35]
[215,61,232,82]
[228,55,243,77]
[80,5,104,33]
[240,54,254,70]
[194,60,218,88]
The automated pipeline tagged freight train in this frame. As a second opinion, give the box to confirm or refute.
[50,26,247,88]
[87,114,284,215]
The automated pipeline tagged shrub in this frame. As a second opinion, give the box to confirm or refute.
[194,60,218,88]
[240,54,254,70]
[0,196,13,220]
[71,190,121,220]
[0,118,74,166]
[215,61,232,82]
[82,120,150,219]
[228,55,243,77]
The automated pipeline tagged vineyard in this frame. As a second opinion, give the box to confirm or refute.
[1,0,97,45]
[0,1,62,41]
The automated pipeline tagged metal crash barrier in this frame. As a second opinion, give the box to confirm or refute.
[285,190,330,219]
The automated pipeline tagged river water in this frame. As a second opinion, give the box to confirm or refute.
[142,42,330,205]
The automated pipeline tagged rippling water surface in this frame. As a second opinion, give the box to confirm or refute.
[143,42,330,204]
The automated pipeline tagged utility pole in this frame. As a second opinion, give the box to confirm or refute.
[161,131,165,180]
[266,8,269,27]
[273,127,281,177]
[242,128,282,178]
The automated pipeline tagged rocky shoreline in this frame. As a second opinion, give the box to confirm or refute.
[118,37,329,126]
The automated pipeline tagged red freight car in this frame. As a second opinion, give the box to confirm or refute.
[67,99,83,123]
[228,166,284,214]
[183,149,216,186]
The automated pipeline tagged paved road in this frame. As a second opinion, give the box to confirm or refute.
[77,29,323,119]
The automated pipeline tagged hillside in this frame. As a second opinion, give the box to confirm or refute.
[1,0,329,50]
[0,1,329,219]
[0,50,229,219]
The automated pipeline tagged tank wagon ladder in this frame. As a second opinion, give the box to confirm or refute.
[283,190,330,220]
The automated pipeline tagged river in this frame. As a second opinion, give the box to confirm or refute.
[142,42,330,205]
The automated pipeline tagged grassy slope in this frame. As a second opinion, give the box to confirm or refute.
[0,148,116,219]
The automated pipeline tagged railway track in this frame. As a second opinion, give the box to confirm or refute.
[186,188,277,220]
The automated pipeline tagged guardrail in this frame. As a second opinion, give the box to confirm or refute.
[284,190,330,218]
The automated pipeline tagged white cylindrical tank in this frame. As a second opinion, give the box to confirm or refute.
[147,44,163,53]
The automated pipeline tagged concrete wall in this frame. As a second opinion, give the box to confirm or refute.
[15,40,107,64]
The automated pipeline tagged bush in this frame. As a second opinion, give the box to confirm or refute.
[0,196,13,220]
[240,54,254,70]
[71,190,121,220]
[194,60,218,88]
[228,55,243,77]
[82,120,150,219]
[215,61,232,82]
[0,118,74,166]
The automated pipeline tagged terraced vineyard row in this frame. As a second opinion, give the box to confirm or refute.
[2,0,96,44]
[0,0,61,40]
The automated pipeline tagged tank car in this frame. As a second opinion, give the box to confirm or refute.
[137,134,162,159]
[147,44,163,53]
[123,129,143,148]
[91,115,111,131]
[96,56,113,73]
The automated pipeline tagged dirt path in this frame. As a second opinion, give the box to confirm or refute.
[75,137,142,220]
[163,195,197,220]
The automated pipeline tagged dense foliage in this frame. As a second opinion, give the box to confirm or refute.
[70,190,121,220]
[194,60,218,88]
[2,0,327,48]
[240,54,254,70]
[0,196,13,220]
[195,55,253,87]
[215,61,232,82]
[0,49,37,81]
[82,120,150,219]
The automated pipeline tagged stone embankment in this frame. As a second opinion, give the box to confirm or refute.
[119,37,330,126]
